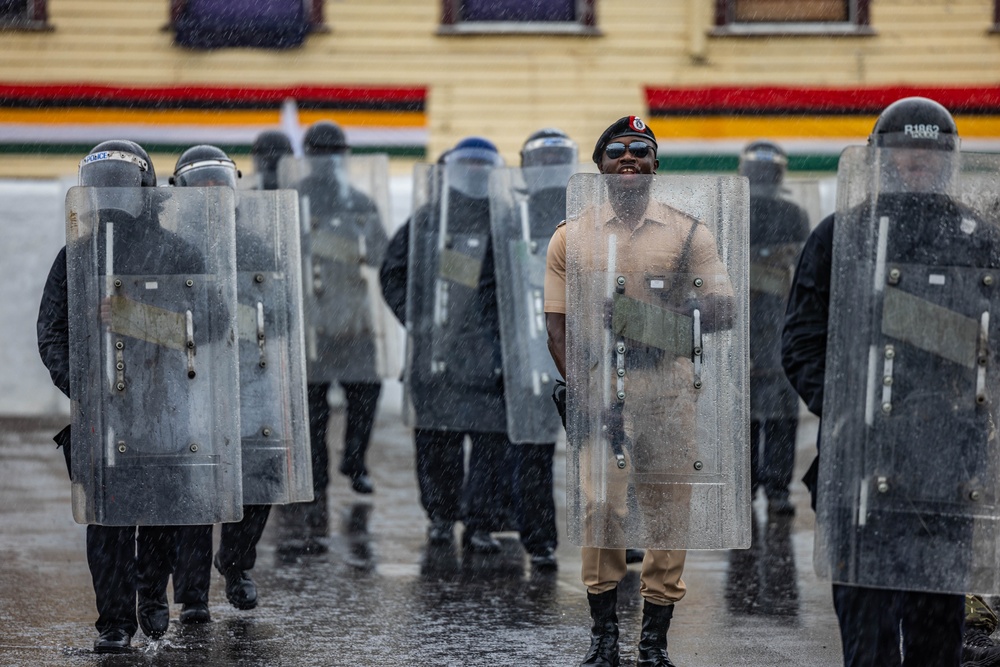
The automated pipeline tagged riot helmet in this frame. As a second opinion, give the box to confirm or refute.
[303,121,348,156]
[79,140,155,219]
[521,128,578,168]
[79,140,155,188]
[868,97,959,194]
[252,130,293,190]
[739,140,787,193]
[444,137,505,199]
[170,144,240,188]
[302,121,349,191]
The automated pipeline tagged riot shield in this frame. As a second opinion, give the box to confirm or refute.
[234,190,312,506]
[489,166,572,444]
[404,163,507,433]
[277,154,396,383]
[65,186,241,526]
[565,173,750,550]
[817,146,1000,594]
[747,185,811,421]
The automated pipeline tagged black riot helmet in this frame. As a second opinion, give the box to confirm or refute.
[79,140,156,188]
[869,97,959,151]
[251,130,293,190]
[738,140,788,190]
[170,144,240,188]
[870,98,959,194]
[520,128,578,168]
[303,121,349,156]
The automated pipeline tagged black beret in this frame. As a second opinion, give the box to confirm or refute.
[592,115,658,164]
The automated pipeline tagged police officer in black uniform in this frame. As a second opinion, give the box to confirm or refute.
[300,121,386,503]
[169,145,269,623]
[741,140,810,516]
[380,137,511,553]
[506,128,578,570]
[37,140,188,652]
[783,97,1000,667]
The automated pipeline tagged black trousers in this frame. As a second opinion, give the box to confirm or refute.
[413,428,509,533]
[832,584,964,667]
[87,525,176,635]
[512,442,558,555]
[750,418,798,499]
[172,505,272,605]
[308,380,382,496]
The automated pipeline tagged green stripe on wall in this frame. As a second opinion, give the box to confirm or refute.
[658,154,840,173]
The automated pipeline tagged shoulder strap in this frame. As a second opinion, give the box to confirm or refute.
[664,219,700,303]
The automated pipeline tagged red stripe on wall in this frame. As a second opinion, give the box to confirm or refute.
[645,86,1000,114]
[0,83,427,106]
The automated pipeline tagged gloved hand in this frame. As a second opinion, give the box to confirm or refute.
[551,380,567,429]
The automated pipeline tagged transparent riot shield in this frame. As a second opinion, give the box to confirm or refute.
[277,154,396,383]
[404,163,507,433]
[489,166,572,444]
[565,173,750,550]
[65,186,241,526]
[747,185,811,422]
[817,146,1000,594]
[234,190,312,506]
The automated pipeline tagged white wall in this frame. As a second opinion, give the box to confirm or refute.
[1,181,73,416]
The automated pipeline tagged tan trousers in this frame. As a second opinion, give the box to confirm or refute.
[582,546,687,605]
[578,364,694,606]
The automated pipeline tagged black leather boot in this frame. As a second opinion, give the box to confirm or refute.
[580,588,620,667]
[637,600,676,667]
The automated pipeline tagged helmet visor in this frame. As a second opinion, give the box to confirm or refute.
[522,136,578,167]
[874,145,958,195]
[79,150,148,187]
[173,159,239,188]
[444,147,504,199]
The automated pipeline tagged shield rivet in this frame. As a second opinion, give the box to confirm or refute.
[616,342,626,354]
[693,278,704,288]
[113,279,122,288]
[255,273,265,283]
[616,368,625,377]
[693,461,703,471]
[116,382,125,391]
[616,276,626,287]
[884,346,895,359]
[185,279,194,287]
[984,275,994,286]
[262,428,271,437]
[970,490,983,501]
[888,268,901,284]
[693,380,703,389]
[189,443,199,453]
[876,477,890,494]
[116,362,124,371]
[115,341,124,350]
[881,402,892,414]
[616,390,626,401]
[117,441,126,453]
[882,376,892,386]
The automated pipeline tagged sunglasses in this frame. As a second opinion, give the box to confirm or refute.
[604,141,652,160]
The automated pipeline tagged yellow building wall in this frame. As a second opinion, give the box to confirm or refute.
[1,0,999,178]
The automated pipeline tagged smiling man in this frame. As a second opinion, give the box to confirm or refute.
[545,116,743,667]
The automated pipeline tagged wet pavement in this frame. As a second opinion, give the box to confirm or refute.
[0,407,844,666]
